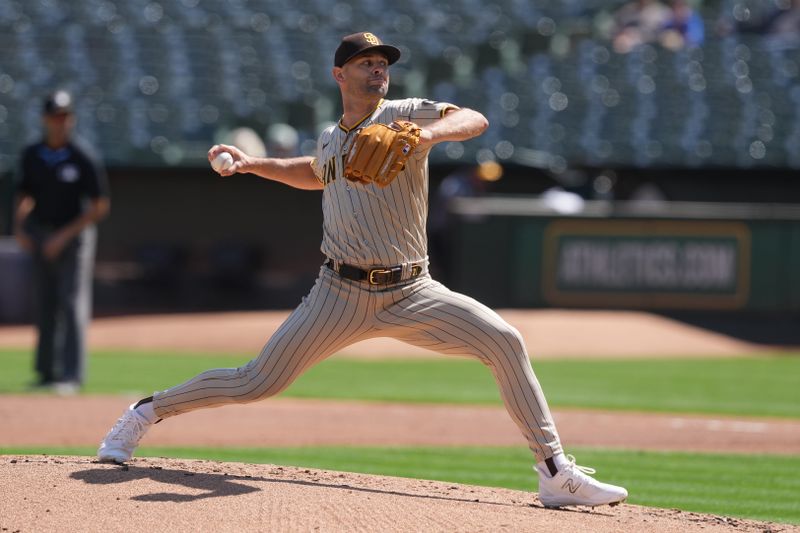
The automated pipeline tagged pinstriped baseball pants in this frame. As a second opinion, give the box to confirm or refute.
[153,266,563,461]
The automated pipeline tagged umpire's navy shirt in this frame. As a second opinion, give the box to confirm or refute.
[18,140,109,228]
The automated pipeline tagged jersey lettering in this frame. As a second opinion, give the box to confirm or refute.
[321,155,339,186]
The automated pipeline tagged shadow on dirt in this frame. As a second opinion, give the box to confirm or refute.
[69,463,610,516]
[71,465,263,502]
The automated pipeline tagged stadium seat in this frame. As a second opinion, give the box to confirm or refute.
[1,0,798,169]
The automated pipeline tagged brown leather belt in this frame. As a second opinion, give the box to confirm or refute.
[325,259,424,285]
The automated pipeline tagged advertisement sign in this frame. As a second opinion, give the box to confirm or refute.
[543,220,751,309]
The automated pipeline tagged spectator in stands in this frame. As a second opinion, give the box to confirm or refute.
[660,0,705,50]
[612,0,672,53]
[717,0,800,46]
[764,0,800,47]
[13,90,110,394]
[428,161,503,283]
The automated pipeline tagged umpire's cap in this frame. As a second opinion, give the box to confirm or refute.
[43,89,74,115]
[334,32,401,67]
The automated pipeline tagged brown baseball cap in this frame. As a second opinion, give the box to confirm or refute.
[334,32,401,68]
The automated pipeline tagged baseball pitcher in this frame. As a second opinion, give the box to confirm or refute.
[98,32,627,508]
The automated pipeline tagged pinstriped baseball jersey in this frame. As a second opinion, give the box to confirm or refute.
[311,98,455,267]
[148,95,565,464]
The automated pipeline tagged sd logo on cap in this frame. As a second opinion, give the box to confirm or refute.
[334,32,401,67]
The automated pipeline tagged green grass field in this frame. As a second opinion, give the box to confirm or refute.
[2,348,798,524]
[1,349,798,417]
[2,446,798,524]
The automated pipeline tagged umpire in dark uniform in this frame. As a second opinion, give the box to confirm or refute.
[13,90,110,393]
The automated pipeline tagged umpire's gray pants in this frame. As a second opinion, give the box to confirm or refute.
[32,226,95,384]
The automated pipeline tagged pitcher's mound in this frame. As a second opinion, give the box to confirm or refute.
[0,456,792,533]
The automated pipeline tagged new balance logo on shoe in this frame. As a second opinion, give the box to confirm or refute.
[538,454,628,508]
[562,478,582,494]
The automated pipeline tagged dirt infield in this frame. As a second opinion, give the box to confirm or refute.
[1,456,796,533]
[2,310,797,531]
[3,395,800,454]
[0,309,776,358]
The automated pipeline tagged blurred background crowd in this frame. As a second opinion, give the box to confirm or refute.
[0,0,799,320]
[1,0,799,171]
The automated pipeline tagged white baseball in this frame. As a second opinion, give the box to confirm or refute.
[211,151,234,173]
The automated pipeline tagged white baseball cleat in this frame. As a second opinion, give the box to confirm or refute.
[97,403,153,463]
[537,455,628,508]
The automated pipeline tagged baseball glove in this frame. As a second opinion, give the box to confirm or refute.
[344,120,422,187]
